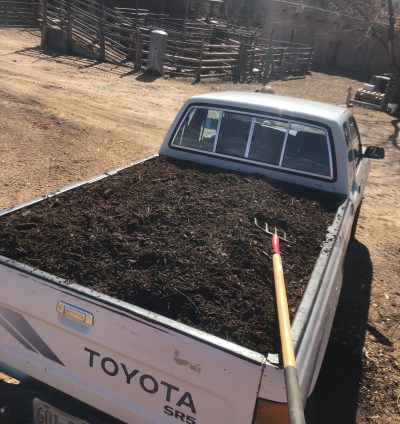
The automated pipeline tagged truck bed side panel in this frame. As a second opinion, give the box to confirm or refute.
[0,262,263,424]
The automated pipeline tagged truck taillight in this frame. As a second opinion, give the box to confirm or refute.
[253,398,289,424]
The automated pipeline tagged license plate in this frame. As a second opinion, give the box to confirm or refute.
[33,398,90,424]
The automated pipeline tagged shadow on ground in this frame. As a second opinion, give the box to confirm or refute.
[308,237,373,424]
[14,46,133,77]
[135,72,161,83]
[388,119,400,149]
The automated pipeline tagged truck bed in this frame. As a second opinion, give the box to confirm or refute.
[0,156,337,355]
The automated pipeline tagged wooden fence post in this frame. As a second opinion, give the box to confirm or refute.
[261,49,267,84]
[196,41,204,82]
[249,48,256,81]
[4,1,8,27]
[293,48,299,74]
[40,0,47,47]
[307,45,314,72]
[281,47,286,70]
[251,29,257,47]
[58,0,62,22]
[98,4,105,61]
[185,0,191,21]
[134,34,142,72]
[210,25,217,44]
[127,31,134,62]
[241,44,250,83]
[234,42,245,82]
[67,0,73,52]
[182,20,187,40]
[35,0,41,29]
[262,38,273,83]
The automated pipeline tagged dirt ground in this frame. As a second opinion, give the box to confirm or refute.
[0,29,399,423]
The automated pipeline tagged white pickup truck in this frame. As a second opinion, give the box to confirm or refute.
[0,92,384,424]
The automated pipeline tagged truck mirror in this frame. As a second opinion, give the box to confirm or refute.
[363,146,385,159]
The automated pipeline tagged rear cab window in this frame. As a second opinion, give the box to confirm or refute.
[216,112,253,157]
[171,106,333,179]
[282,123,331,176]
[174,108,221,152]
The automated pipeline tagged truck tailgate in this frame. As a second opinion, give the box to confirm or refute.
[0,259,266,424]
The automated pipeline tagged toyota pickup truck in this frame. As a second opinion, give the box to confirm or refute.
[0,92,384,424]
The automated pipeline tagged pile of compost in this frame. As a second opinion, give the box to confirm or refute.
[0,157,337,354]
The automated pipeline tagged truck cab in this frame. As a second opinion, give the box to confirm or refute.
[160,91,383,204]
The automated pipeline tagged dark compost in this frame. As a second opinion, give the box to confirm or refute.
[0,157,338,355]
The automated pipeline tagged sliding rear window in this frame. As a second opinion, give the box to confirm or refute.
[171,106,333,179]
[173,108,221,152]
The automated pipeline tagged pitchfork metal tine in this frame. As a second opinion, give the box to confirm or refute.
[254,218,289,242]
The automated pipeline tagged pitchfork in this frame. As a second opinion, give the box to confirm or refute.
[254,218,305,424]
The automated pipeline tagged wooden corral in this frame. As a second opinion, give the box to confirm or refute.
[3,0,313,82]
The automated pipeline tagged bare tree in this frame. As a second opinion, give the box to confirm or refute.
[223,0,233,17]
[351,0,400,102]
[307,0,400,101]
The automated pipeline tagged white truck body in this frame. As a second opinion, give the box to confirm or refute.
[0,92,381,424]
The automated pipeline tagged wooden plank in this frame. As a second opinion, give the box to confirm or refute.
[0,1,39,4]
[165,54,199,63]
[170,72,197,77]
[103,30,137,43]
[72,14,97,30]
[72,0,114,15]
[200,58,237,64]
[197,72,230,79]
[71,8,98,26]
[166,46,201,55]
[103,36,128,53]
[171,64,198,70]
[73,19,97,35]
[70,7,96,22]
[72,31,98,48]
[0,7,38,14]
[103,20,136,32]
[105,48,125,62]
[0,9,38,15]
[200,43,236,49]
[197,65,234,70]
[167,39,202,46]
[202,51,239,58]
[72,23,96,39]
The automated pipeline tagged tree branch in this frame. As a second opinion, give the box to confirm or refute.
[355,1,400,74]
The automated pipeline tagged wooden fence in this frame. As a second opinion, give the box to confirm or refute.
[41,0,144,68]
[164,39,240,80]
[165,39,312,82]
[234,43,313,83]
[0,0,39,27]
[28,0,313,82]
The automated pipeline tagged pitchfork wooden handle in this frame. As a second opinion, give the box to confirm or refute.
[271,234,305,424]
